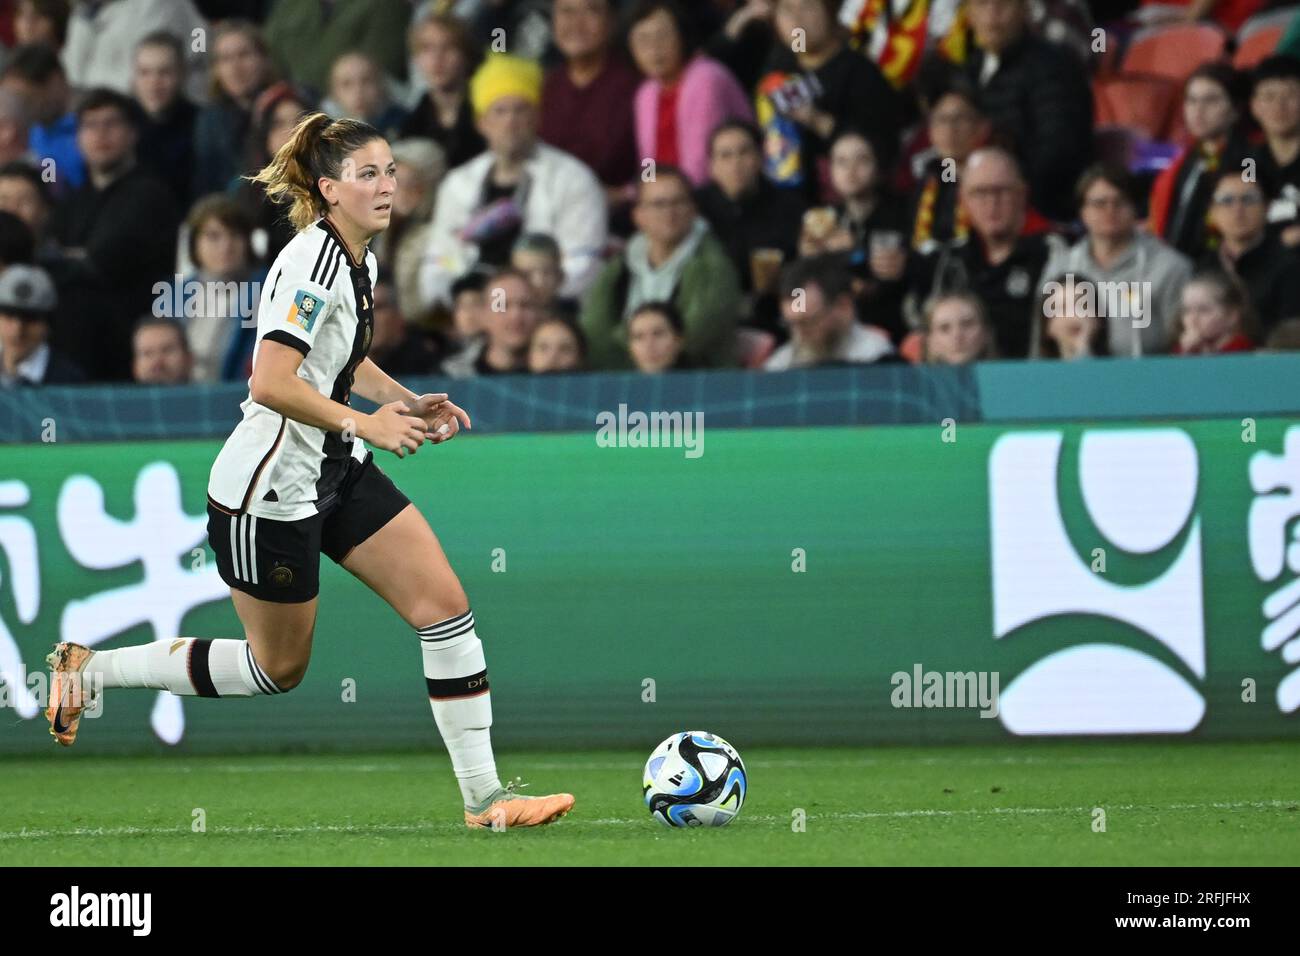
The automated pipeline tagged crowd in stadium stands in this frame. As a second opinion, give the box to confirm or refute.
[3,0,1300,388]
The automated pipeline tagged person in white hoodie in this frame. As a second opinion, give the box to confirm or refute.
[1041,164,1192,357]
[418,53,606,312]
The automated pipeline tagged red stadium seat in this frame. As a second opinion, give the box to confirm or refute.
[1093,73,1181,140]
[1121,22,1228,83]
[1233,7,1296,68]
[1234,24,1285,67]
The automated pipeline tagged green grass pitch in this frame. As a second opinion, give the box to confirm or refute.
[2,741,1297,865]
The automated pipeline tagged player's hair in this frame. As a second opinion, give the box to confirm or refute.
[249,112,384,232]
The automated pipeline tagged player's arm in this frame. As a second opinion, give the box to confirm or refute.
[251,340,427,457]
[353,356,472,444]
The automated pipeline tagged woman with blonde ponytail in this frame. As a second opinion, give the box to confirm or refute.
[45,112,576,831]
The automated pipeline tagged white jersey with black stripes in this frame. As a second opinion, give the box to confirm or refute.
[208,217,377,520]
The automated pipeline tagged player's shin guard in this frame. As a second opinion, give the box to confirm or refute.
[85,639,283,697]
[418,610,502,808]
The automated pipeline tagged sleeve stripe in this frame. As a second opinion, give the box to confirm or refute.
[262,329,310,356]
[309,233,332,283]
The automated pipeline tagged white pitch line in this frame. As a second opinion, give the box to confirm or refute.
[0,800,1293,842]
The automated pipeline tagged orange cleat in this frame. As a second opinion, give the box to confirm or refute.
[464,779,575,830]
[45,642,95,747]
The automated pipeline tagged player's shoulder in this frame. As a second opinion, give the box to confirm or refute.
[271,220,349,293]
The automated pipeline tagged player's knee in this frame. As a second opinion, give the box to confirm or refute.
[263,658,309,691]
[409,588,470,631]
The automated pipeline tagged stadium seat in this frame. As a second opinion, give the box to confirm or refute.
[1121,22,1228,83]
[1093,73,1181,141]
[1233,7,1296,68]
[1234,25,1284,68]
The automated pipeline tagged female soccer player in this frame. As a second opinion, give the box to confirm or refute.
[45,113,575,830]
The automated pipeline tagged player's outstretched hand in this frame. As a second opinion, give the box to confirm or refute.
[363,401,428,458]
[410,392,472,445]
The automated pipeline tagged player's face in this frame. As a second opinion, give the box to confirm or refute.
[326,139,397,238]
[628,310,682,373]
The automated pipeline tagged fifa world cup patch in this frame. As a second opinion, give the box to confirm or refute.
[286,289,322,332]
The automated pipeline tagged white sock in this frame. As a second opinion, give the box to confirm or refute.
[418,610,502,808]
[86,639,282,697]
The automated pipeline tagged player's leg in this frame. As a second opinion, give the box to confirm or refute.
[328,462,572,827]
[46,507,322,745]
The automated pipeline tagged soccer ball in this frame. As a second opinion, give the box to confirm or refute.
[642,731,747,828]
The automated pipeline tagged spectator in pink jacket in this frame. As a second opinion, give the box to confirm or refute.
[628,0,753,187]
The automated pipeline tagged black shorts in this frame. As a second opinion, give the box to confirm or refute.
[207,454,411,603]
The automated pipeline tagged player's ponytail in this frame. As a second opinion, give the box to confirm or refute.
[249,112,384,231]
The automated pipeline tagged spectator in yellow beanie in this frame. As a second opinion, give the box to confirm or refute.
[469,54,543,117]
[420,54,607,313]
